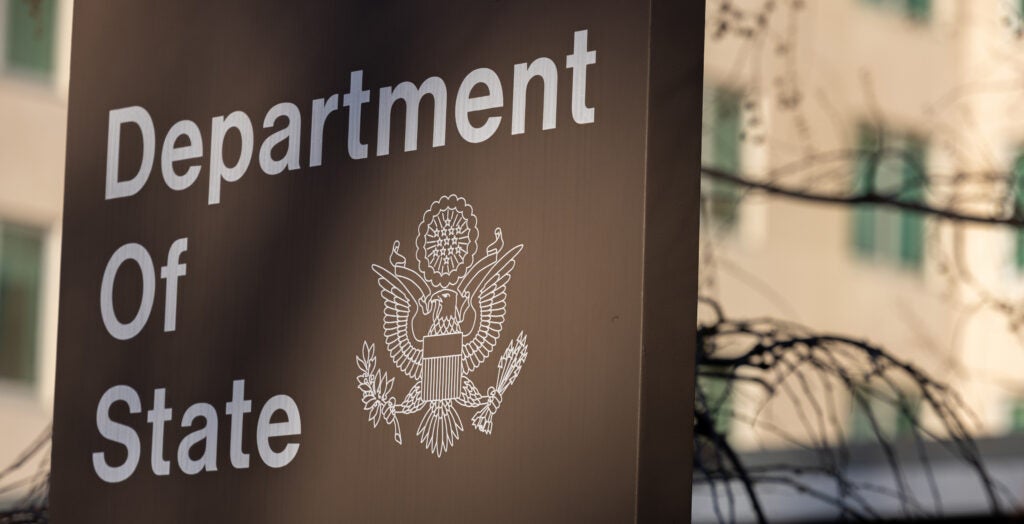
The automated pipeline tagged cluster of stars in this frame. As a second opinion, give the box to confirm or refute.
[424,208,471,276]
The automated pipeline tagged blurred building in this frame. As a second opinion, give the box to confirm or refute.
[0,0,71,503]
[698,0,1024,520]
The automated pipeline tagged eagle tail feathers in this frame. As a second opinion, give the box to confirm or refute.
[416,401,464,458]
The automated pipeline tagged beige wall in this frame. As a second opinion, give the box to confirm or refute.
[0,0,72,498]
[704,0,1024,448]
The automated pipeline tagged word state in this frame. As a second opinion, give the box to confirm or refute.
[93,380,300,483]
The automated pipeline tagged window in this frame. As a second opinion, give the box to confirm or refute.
[1009,399,1024,433]
[1012,153,1024,271]
[905,0,931,21]
[702,86,743,230]
[852,126,927,269]
[4,0,57,77]
[861,0,931,23]
[0,223,44,383]
[849,387,920,442]
[698,367,734,437]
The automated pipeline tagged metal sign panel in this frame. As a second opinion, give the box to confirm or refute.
[52,1,704,521]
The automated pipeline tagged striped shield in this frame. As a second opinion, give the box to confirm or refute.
[422,332,464,401]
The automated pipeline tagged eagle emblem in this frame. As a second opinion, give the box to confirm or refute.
[356,194,529,457]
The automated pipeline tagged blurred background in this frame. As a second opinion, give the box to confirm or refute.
[0,0,69,514]
[4,0,1024,522]
[696,0,1024,521]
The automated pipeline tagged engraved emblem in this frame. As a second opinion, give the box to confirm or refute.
[357,194,528,457]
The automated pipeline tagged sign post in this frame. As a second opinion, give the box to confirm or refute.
[52,1,706,521]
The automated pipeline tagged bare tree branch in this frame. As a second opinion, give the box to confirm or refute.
[702,165,1024,228]
[693,297,1011,522]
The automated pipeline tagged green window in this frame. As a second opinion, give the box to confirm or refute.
[860,0,931,23]
[702,87,743,230]
[851,126,927,269]
[1013,153,1024,270]
[849,388,920,442]
[905,0,931,22]
[1010,400,1024,433]
[0,223,44,383]
[5,0,57,76]
[698,368,733,437]
[853,127,880,257]
[898,138,926,266]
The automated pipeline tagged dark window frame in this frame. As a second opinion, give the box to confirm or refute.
[851,125,928,271]
[4,0,58,80]
[0,221,45,385]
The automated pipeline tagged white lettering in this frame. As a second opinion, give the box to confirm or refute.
[455,68,504,144]
[106,106,155,200]
[226,379,252,470]
[208,111,254,205]
[377,77,447,156]
[98,29,599,205]
[256,395,302,469]
[343,70,371,160]
[92,381,302,481]
[160,120,203,191]
[100,243,156,341]
[512,58,558,135]
[259,102,302,175]
[93,385,142,483]
[159,238,188,332]
[310,95,338,167]
[177,403,219,475]
[566,29,597,125]
[147,388,172,476]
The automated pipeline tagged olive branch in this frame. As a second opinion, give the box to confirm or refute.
[356,341,402,444]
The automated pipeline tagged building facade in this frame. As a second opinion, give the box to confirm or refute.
[697,0,1024,519]
[0,0,71,503]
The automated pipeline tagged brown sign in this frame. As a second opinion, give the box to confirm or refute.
[51,1,705,521]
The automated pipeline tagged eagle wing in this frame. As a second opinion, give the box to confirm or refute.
[461,245,522,374]
[372,264,423,380]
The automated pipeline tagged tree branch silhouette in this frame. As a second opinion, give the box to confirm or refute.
[693,297,1009,523]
